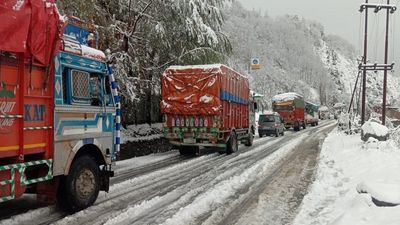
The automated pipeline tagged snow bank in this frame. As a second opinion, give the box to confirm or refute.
[357,182,400,206]
[293,129,400,225]
[361,120,389,141]
[329,194,400,225]
[121,123,163,143]
[272,92,303,102]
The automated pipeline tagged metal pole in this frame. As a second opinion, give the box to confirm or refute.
[382,0,390,125]
[348,71,361,113]
[361,0,369,125]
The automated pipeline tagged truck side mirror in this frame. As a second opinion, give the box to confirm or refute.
[253,102,258,111]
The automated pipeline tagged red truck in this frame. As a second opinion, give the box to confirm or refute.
[161,64,256,154]
[0,1,119,212]
[272,92,306,131]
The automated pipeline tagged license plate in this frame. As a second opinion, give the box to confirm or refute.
[183,138,196,144]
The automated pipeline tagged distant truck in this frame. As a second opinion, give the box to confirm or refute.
[272,92,305,131]
[305,101,319,126]
[0,2,119,212]
[319,106,330,120]
[161,64,256,155]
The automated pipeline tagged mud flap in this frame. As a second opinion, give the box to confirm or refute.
[99,167,113,192]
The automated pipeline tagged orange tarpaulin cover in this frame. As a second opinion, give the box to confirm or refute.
[161,66,223,116]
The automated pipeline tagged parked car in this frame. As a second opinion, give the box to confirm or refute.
[258,113,285,137]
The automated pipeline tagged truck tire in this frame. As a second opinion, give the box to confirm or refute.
[58,155,100,213]
[226,132,238,155]
[244,132,254,146]
[275,129,279,137]
[302,122,306,129]
[294,122,300,131]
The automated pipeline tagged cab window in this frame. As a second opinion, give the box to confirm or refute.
[64,69,108,106]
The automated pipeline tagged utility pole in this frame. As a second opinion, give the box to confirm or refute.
[361,0,368,125]
[382,0,390,125]
[359,1,396,125]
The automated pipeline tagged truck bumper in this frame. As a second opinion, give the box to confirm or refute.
[169,140,226,148]
[258,129,277,135]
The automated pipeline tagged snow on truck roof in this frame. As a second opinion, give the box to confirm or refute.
[168,64,224,70]
[166,64,248,79]
[272,92,303,102]
[319,106,329,111]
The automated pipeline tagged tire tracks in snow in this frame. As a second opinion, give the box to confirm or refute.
[94,122,336,225]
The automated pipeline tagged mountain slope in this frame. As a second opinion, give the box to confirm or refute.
[223,2,399,112]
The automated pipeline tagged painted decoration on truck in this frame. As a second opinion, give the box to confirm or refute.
[0,81,16,134]
[0,82,14,98]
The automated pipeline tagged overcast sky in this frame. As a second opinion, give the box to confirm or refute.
[237,0,400,61]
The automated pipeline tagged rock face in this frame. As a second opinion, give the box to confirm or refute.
[361,121,389,142]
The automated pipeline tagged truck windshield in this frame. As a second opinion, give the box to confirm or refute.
[259,115,275,122]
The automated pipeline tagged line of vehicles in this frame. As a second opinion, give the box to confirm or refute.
[0,0,330,214]
[161,69,325,153]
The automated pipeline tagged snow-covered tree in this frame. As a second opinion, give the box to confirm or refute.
[59,0,231,125]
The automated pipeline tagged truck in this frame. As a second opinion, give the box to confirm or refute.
[305,101,319,126]
[272,92,305,131]
[319,106,330,120]
[0,1,120,212]
[161,64,256,155]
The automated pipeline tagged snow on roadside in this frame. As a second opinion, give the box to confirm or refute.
[293,129,400,225]
[121,123,163,143]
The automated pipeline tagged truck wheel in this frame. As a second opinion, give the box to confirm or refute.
[302,122,306,129]
[58,155,100,213]
[275,129,279,137]
[226,132,238,155]
[244,132,254,146]
[294,122,300,131]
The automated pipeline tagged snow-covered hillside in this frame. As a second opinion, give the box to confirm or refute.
[318,38,400,109]
[223,2,400,110]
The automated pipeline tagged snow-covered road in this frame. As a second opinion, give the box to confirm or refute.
[0,120,335,225]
